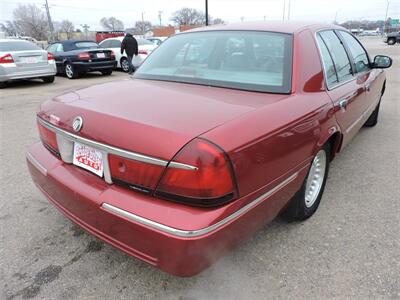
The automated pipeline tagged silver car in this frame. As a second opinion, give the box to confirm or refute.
[0,39,57,88]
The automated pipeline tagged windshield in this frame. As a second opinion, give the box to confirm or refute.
[0,40,41,51]
[134,31,293,93]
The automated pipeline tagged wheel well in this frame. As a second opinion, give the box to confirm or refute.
[327,132,342,162]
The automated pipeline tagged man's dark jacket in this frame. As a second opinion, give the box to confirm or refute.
[120,34,138,56]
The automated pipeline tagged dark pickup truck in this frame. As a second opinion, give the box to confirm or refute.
[385,31,400,45]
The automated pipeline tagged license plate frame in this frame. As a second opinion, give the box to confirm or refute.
[96,53,105,58]
[73,142,104,177]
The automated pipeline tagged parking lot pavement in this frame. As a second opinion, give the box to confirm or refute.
[1,38,399,299]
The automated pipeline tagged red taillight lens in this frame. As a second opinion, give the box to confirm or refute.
[47,52,55,61]
[110,50,115,59]
[138,50,148,55]
[156,139,236,206]
[37,122,59,155]
[109,154,165,192]
[78,52,90,60]
[0,53,14,64]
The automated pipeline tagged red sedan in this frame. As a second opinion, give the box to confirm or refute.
[27,22,392,276]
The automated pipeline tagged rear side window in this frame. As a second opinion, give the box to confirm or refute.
[316,35,338,87]
[100,40,111,48]
[0,41,41,51]
[338,31,370,73]
[318,31,353,83]
[109,40,121,48]
[137,38,154,45]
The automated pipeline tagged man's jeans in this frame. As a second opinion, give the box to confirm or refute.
[127,55,135,74]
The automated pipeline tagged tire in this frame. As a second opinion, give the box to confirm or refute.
[364,101,380,127]
[101,69,113,76]
[387,38,396,45]
[120,57,129,72]
[282,143,330,221]
[64,62,78,79]
[42,76,55,83]
[0,81,6,89]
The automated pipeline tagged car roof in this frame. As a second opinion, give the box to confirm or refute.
[186,21,345,34]
[52,40,98,45]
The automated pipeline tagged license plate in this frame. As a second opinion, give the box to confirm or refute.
[24,57,38,64]
[73,142,104,177]
[97,53,105,58]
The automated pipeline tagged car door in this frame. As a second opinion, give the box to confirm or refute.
[316,30,368,147]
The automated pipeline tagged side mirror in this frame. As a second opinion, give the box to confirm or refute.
[372,55,392,69]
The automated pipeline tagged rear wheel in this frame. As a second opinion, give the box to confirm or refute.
[65,63,78,79]
[0,81,6,89]
[387,38,396,45]
[101,69,113,76]
[282,143,330,221]
[120,57,129,72]
[42,76,55,83]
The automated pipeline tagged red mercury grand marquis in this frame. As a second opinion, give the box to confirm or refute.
[27,22,392,276]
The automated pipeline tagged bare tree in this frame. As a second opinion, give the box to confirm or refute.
[135,21,152,35]
[171,8,205,25]
[60,20,75,39]
[0,21,18,36]
[100,17,124,31]
[212,18,225,25]
[12,4,49,40]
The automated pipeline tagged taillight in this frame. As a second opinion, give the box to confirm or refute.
[78,52,90,60]
[37,122,60,156]
[138,50,148,55]
[47,52,55,61]
[0,53,14,64]
[109,154,165,193]
[110,50,115,60]
[155,139,236,206]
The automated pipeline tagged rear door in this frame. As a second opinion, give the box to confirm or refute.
[316,30,368,147]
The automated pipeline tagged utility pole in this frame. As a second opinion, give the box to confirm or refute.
[80,24,90,40]
[158,11,162,27]
[287,0,291,20]
[44,0,54,41]
[383,0,390,34]
[282,0,286,20]
[205,0,209,26]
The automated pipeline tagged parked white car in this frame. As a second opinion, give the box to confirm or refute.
[99,36,157,72]
[0,39,56,88]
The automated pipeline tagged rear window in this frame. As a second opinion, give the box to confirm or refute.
[0,40,41,51]
[134,31,293,93]
[73,42,99,49]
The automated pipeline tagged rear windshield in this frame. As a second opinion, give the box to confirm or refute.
[0,40,41,51]
[73,42,99,49]
[134,31,293,93]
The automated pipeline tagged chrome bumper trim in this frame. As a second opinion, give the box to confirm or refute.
[102,172,298,237]
[26,151,48,176]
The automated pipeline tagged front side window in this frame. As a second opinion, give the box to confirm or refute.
[134,31,293,93]
[338,31,370,73]
[319,30,353,83]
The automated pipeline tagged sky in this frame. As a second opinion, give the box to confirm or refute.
[1,0,399,31]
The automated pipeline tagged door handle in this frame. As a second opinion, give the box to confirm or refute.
[339,99,348,109]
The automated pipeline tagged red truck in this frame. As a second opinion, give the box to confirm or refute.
[95,31,125,43]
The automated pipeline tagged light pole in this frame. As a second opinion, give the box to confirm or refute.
[282,0,286,20]
[383,0,390,34]
[205,0,209,26]
[287,0,291,20]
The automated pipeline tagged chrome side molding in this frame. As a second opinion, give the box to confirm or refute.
[101,172,298,237]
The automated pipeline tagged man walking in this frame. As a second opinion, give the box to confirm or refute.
[120,32,138,74]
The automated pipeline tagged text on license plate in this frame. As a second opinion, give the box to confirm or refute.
[97,53,105,58]
[24,57,38,63]
[73,142,104,177]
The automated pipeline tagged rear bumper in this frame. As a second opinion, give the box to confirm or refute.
[71,61,117,72]
[0,64,56,82]
[27,142,302,276]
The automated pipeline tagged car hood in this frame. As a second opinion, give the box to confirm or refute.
[38,79,287,160]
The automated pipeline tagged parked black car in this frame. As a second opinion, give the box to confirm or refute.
[47,40,117,79]
[384,31,400,45]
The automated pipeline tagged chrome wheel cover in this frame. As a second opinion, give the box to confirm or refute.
[121,59,129,72]
[305,150,327,208]
[65,64,73,78]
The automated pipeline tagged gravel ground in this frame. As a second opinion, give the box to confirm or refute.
[1,37,399,299]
